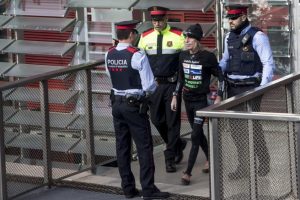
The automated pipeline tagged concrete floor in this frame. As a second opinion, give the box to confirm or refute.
[13,139,210,200]
[65,139,210,198]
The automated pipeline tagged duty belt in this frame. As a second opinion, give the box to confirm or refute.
[114,95,127,102]
[155,73,177,84]
[226,77,259,87]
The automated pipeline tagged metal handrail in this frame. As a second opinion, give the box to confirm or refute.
[202,72,300,111]
[196,110,300,121]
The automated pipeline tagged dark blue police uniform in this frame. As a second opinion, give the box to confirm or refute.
[105,20,169,199]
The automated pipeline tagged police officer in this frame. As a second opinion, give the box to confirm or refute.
[138,6,187,173]
[171,24,224,185]
[219,5,274,179]
[105,20,169,199]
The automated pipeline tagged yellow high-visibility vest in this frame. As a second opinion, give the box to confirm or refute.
[138,24,185,77]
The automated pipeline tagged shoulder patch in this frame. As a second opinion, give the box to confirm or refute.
[127,46,139,53]
[142,28,155,37]
[108,46,116,52]
[170,27,183,36]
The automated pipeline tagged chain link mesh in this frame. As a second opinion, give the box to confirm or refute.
[218,119,297,199]
[215,83,299,200]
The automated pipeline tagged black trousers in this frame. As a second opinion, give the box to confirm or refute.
[149,83,184,161]
[112,99,156,196]
[227,84,270,170]
[184,98,209,175]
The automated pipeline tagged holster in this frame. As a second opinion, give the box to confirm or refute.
[110,89,115,104]
[139,99,149,114]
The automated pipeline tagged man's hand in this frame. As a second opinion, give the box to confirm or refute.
[171,96,177,111]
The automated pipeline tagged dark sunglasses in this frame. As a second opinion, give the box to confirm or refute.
[183,32,197,39]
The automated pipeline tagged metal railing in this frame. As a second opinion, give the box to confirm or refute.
[197,73,300,200]
[0,61,103,200]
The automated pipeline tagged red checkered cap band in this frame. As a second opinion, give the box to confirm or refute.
[227,8,247,15]
[150,10,167,15]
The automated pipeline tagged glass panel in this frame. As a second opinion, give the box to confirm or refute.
[5,110,79,128]
[0,39,14,51]
[5,87,79,104]
[0,15,12,27]
[136,21,216,37]
[71,45,107,65]
[134,0,214,12]
[5,0,69,17]
[91,8,132,23]
[0,62,15,76]
[3,40,76,56]
[67,0,138,9]
[2,16,75,32]
[273,57,291,77]
[4,64,65,77]
[69,21,112,43]
[7,134,80,152]
[267,30,290,57]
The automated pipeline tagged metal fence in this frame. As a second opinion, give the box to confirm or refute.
[197,73,300,200]
[0,61,102,200]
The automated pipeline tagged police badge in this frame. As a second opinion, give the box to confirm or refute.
[167,41,173,47]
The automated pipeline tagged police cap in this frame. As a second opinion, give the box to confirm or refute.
[148,6,169,21]
[225,4,248,19]
[115,20,140,31]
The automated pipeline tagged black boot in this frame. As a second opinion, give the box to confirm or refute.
[124,189,140,199]
[143,190,170,200]
[166,160,176,173]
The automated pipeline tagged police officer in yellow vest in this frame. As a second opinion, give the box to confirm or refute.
[138,6,187,173]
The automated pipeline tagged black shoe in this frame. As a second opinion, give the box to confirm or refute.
[175,139,187,164]
[228,167,248,180]
[143,191,170,200]
[258,163,270,177]
[125,189,140,199]
[166,161,176,173]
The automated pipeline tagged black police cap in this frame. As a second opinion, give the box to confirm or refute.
[115,20,140,30]
[225,4,248,19]
[148,6,169,20]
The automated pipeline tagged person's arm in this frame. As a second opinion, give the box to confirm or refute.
[252,32,275,85]
[171,54,184,111]
[209,53,225,102]
[132,50,157,94]
[218,33,230,72]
